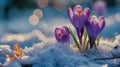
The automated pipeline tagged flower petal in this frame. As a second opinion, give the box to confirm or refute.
[55,28,63,42]
[90,15,98,25]
[73,5,83,15]
[94,23,101,37]
[72,13,85,29]
[83,8,90,19]
[55,28,61,35]
[98,16,105,30]
[86,20,94,37]
[73,14,79,28]
[62,26,69,35]
[68,7,73,22]
[54,27,70,43]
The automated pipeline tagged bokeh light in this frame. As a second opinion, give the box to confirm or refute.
[93,0,106,15]
[115,13,120,22]
[29,15,39,25]
[72,0,83,4]
[37,0,48,8]
[52,0,69,11]
[33,9,43,18]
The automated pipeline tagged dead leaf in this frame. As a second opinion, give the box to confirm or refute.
[2,52,15,61]
[2,43,23,62]
[13,43,22,57]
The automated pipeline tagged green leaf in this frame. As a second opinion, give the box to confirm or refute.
[96,34,101,46]
[68,27,81,50]
[83,29,87,46]
[86,39,90,50]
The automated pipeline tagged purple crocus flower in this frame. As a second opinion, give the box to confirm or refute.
[55,26,70,43]
[86,15,105,48]
[93,0,106,16]
[68,5,90,45]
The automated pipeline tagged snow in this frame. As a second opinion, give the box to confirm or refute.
[0,29,120,67]
[0,1,120,66]
[4,61,21,67]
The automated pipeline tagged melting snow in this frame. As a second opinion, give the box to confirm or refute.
[0,30,120,67]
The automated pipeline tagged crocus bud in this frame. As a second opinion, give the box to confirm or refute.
[55,26,70,43]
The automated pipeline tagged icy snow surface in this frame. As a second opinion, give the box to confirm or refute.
[0,29,120,67]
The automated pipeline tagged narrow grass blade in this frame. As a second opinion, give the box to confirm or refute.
[68,27,81,50]
[86,39,89,50]
[96,34,101,46]
[83,29,87,46]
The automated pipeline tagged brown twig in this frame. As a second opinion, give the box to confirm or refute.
[94,56,120,60]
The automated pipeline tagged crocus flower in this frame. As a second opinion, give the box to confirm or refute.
[93,0,106,16]
[86,15,105,48]
[68,5,90,45]
[55,26,70,43]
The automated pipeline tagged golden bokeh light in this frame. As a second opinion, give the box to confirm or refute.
[52,0,68,11]
[29,15,39,25]
[37,0,48,8]
[33,9,43,18]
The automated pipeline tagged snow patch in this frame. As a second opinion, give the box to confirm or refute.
[0,30,120,67]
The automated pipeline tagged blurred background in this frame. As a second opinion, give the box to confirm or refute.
[0,0,120,65]
[0,0,120,38]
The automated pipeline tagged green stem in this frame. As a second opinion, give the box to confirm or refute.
[68,27,81,51]
[96,34,101,46]
[83,29,87,46]
[86,39,90,50]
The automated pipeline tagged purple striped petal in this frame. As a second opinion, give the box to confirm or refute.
[73,14,85,29]
[54,26,70,43]
[73,5,83,16]
[73,14,80,28]
[98,16,105,31]
[86,20,94,37]
[90,15,98,25]
[68,7,73,23]
[86,15,105,39]
[55,28,63,42]
[83,8,90,19]
[67,5,86,29]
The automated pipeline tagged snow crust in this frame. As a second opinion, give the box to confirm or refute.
[0,30,120,67]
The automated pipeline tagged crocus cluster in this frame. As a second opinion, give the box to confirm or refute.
[54,5,105,50]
